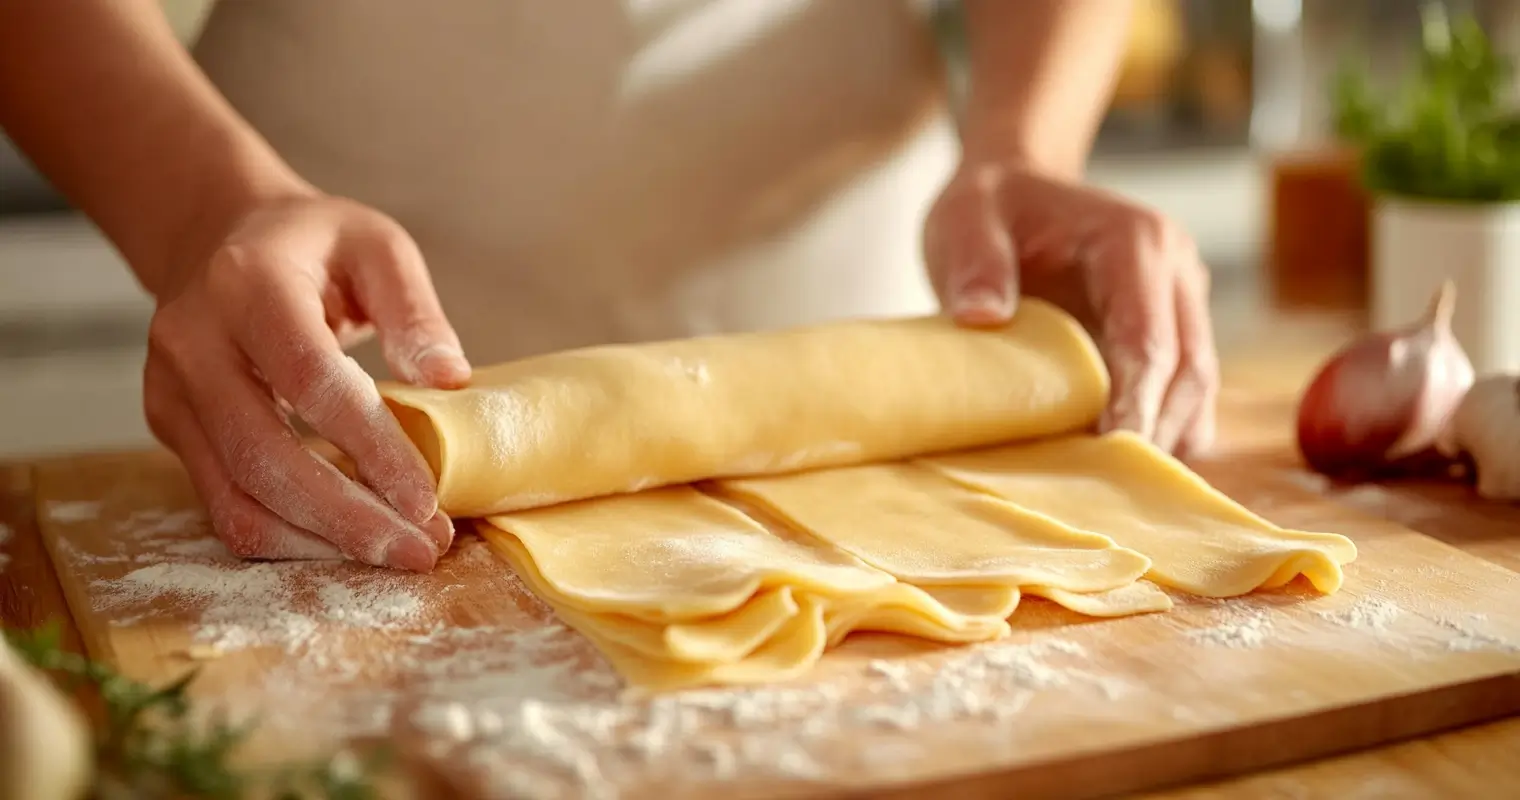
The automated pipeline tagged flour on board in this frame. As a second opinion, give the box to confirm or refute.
[1436,615,1520,653]
[1187,607,1273,649]
[51,503,1129,800]
[46,499,103,523]
[409,633,1115,799]
[1316,596,1403,632]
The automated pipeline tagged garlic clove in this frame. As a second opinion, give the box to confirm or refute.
[1444,373,1520,502]
[1386,281,1476,459]
[0,641,95,800]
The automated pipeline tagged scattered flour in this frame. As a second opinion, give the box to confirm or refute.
[1270,470,1451,529]
[1316,596,1403,632]
[46,499,103,523]
[91,556,430,658]
[1435,615,1520,653]
[65,496,1520,800]
[1188,606,1273,649]
[663,356,711,385]
[408,635,1118,799]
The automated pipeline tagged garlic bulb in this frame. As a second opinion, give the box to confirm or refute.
[0,641,94,800]
[1437,373,1520,500]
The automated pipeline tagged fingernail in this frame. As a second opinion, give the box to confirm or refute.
[380,480,434,529]
[421,510,455,553]
[385,535,437,572]
[952,289,1013,324]
[415,345,469,384]
[385,479,438,525]
[1102,407,1152,440]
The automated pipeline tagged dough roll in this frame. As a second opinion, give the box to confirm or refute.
[380,298,1109,518]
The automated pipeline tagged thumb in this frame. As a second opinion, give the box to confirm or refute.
[345,224,472,389]
[926,169,1019,326]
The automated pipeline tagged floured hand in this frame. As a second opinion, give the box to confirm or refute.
[143,192,470,570]
[923,160,1218,458]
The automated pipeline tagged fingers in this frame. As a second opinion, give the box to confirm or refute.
[1153,255,1219,456]
[1179,391,1217,460]
[1090,215,1179,443]
[926,168,1019,326]
[150,308,447,571]
[144,358,345,562]
[342,220,472,388]
[212,246,445,531]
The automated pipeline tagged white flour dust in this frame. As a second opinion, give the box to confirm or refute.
[475,390,539,469]
[89,556,431,658]
[1187,607,1274,649]
[52,507,223,567]
[1271,470,1451,528]
[1316,596,1403,632]
[414,635,1117,800]
[46,500,103,523]
[1435,614,1520,653]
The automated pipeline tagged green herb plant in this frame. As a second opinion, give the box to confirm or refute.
[1332,4,1520,203]
[4,622,389,800]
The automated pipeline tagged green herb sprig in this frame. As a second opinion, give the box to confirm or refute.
[4,622,389,800]
[1332,4,1520,203]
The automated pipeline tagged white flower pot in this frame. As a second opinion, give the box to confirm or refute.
[1372,197,1520,374]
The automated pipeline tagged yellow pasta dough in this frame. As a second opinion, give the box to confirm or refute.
[921,432,1358,596]
[717,463,1152,591]
[379,299,1358,693]
[485,486,894,620]
[381,298,1107,518]
[485,525,1016,688]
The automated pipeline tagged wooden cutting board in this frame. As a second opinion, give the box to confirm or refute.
[23,427,1520,799]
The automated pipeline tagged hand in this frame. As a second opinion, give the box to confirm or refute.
[143,193,471,570]
[924,160,1218,458]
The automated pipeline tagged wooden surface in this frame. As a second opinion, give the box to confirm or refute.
[2,321,1518,799]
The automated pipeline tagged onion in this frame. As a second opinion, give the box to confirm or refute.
[1295,280,1475,478]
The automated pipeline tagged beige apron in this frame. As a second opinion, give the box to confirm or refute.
[192,0,957,372]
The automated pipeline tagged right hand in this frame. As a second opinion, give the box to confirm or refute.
[143,193,470,571]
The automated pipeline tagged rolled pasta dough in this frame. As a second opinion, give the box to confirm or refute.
[381,299,1356,692]
[380,298,1108,517]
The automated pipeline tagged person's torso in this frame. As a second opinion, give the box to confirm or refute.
[192,0,958,367]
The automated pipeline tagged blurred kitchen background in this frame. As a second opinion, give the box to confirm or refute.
[1,0,1515,458]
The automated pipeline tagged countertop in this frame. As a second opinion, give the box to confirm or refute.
[2,308,1516,797]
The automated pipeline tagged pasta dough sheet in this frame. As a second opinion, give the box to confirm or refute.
[380,298,1108,518]
[487,486,894,621]
[483,525,1018,692]
[716,463,1152,591]
[920,432,1359,596]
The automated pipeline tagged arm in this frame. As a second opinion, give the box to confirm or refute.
[927,1,1215,457]
[957,0,1134,179]
[0,1,467,570]
[0,0,311,295]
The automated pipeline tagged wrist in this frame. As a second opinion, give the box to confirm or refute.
[957,107,1089,182]
[142,141,316,299]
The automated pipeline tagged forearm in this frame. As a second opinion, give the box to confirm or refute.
[0,0,310,295]
[959,0,1134,178]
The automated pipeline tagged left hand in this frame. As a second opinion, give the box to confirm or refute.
[923,159,1218,458]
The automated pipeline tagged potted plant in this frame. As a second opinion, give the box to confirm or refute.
[1333,5,1520,373]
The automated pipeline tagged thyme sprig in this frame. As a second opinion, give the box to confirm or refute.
[5,622,389,800]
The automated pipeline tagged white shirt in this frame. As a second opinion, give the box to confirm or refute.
[192,0,958,370]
